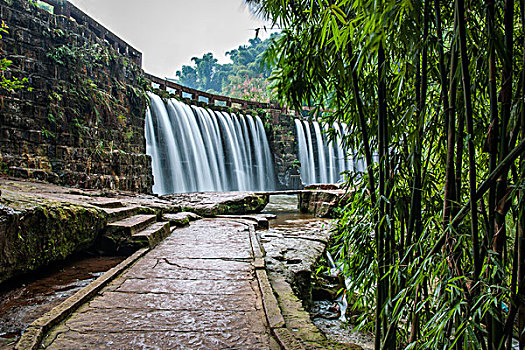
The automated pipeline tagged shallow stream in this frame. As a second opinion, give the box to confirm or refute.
[0,254,124,349]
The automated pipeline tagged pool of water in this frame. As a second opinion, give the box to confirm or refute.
[0,254,124,348]
[263,194,316,225]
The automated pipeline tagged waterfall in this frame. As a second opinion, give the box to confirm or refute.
[146,93,276,194]
[256,116,276,190]
[145,107,163,194]
[294,119,310,184]
[294,119,361,185]
[312,121,328,183]
[303,121,317,183]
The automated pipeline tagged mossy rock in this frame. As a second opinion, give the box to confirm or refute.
[0,202,107,284]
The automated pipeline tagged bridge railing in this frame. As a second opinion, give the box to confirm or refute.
[35,0,286,112]
[145,73,282,111]
[38,0,142,66]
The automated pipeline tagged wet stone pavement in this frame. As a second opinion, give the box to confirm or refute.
[41,219,280,350]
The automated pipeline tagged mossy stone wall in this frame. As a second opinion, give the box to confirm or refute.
[266,109,300,189]
[0,202,107,284]
[0,0,152,192]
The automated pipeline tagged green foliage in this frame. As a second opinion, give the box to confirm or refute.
[0,21,31,93]
[45,40,141,142]
[41,127,55,139]
[175,34,279,101]
[250,0,525,349]
[29,0,54,14]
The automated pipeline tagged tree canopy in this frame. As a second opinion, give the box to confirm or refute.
[175,34,277,101]
[247,0,525,349]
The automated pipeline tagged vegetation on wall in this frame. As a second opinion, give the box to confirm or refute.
[247,0,525,349]
[0,21,30,93]
[44,30,147,159]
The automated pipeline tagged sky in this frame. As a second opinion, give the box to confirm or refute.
[68,0,277,78]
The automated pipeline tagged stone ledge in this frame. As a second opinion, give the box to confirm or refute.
[161,192,269,217]
[15,247,148,350]
[248,216,365,350]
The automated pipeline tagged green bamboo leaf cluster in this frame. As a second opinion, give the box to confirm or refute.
[247,0,525,348]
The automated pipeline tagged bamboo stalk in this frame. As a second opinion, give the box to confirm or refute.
[409,1,430,343]
[437,0,456,227]
[518,2,525,345]
[348,43,377,207]
[428,138,525,256]
[375,41,388,350]
[456,0,480,296]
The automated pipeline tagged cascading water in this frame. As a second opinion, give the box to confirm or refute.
[146,93,276,194]
[294,119,364,185]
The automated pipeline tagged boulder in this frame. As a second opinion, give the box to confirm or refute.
[299,190,348,218]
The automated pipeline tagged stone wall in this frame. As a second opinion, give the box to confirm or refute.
[265,109,301,189]
[0,0,302,193]
[0,0,152,192]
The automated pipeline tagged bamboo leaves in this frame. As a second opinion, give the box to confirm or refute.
[248,0,525,348]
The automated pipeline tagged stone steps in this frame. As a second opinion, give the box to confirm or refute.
[101,214,168,254]
[101,206,140,223]
[107,214,157,236]
[132,221,171,248]
[88,198,124,208]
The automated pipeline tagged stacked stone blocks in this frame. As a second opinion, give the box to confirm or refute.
[0,0,152,192]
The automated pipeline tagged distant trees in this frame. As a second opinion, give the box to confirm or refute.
[174,34,277,101]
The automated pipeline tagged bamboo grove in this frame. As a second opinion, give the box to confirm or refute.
[247,0,525,348]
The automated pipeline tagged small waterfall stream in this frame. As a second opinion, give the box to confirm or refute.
[294,119,366,185]
[146,93,276,194]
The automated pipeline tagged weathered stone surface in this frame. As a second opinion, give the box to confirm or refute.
[256,269,285,329]
[100,214,161,253]
[90,291,258,311]
[217,214,270,229]
[45,330,275,350]
[101,206,140,222]
[115,278,257,296]
[64,308,267,333]
[298,190,349,218]
[270,276,326,343]
[41,219,275,349]
[0,178,179,284]
[304,184,343,191]
[162,212,193,227]
[121,261,253,280]
[266,111,301,190]
[127,257,252,273]
[0,201,106,284]
[132,221,171,249]
[0,0,152,193]
[161,192,269,216]
[260,218,332,299]
[4,186,362,349]
[259,213,365,349]
[15,249,148,350]
[148,242,253,260]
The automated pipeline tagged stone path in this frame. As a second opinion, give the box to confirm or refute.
[41,219,279,350]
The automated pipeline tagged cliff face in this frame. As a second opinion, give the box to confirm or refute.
[0,0,152,193]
